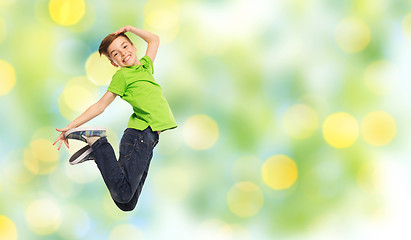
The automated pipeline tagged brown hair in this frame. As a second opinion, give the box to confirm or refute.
[98,33,133,58]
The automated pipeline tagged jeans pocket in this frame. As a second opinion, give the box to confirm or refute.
[119,142,135,158]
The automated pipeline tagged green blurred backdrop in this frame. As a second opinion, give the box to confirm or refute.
[1,0,410,239]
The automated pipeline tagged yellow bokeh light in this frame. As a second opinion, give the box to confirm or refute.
[261,155,298,190]
[0,60,16,96]
[227,182,264,218]
[24,139,59,175]
[335,18,371,53]
[25,199,61,235]
[85,52,117,86]
[282,104,319,139]
[361,111,396,146]
[58,76,99,120]
[402,13,411,42]
[0,215,17,240]
[364,60,398,95]
[65,155,99,184]
[49,0,85,26]
[143,0,179,44]
[323,112,359,148]
[144,8,179,44]
[109,224,143,240]
[183,114,219,150]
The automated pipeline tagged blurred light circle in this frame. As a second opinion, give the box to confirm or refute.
[24,139,59,175]
[58,76,99,120]
[49,167,79,198]
[183,114,219,150]
[196,219,233,240]
[144,8,179,44]
[227,182,263,218]
[25,199,61,235]
[361,111,396,146]
[85,52,117,86]
[109,224,143,240]
[0,215,17,240]
[364,60,398,95]
[64,156,99,184]
[0,0,16,5]
[282,104,319,139]
[262,155,298,190]
[0,60,16,96]
[0,18,6,43]
[335,18,370,53]
[144,0,179,44]
[323,112,359,148]
[49,0,85,26]
[402,13,411,42]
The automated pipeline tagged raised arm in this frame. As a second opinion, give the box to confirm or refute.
[53,91,117,150]
[114,25,160,63]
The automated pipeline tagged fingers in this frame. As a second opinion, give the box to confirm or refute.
[56,127,69,132]
[114,27,127,35]
[57,140,62,150]
[64,139,69,149]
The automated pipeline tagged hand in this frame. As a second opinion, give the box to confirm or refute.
[53,127,71,150]
[114,25,133,35]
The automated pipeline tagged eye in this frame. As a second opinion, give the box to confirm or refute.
[114,53,118,57]
[123,45,128,48]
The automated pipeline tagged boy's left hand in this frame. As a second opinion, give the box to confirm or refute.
[114,25,133,35]
[53,127,71,150]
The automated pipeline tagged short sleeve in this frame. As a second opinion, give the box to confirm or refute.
[107,70,126,96]
[141,55,154,74]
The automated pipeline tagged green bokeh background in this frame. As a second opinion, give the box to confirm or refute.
[1,0,411,239]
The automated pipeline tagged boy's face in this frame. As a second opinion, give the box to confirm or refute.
[107,36,138,68]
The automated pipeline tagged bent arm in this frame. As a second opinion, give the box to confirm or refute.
[66,91,117,129]
[116,25,160,62]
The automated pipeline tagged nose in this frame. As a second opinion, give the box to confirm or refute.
[119,48,127,56]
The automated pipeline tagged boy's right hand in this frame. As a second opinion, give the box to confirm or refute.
[114,25,133,35]
[53,127,71,150]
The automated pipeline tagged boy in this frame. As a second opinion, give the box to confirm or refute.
[53,25,177,211]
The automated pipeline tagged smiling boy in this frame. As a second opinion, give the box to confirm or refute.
[54,26,177,211]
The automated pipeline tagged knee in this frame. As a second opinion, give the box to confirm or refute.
[118,204,136,212]
[110,189,134,204]
[114,199,137,212]
[112,192,133,204]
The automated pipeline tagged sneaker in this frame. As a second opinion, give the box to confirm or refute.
[65,127,106,143]
[69,145,95,165]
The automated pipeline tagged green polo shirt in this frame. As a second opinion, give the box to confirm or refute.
[107,55,177,132]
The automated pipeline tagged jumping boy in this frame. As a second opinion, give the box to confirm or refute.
[53,25,177,211]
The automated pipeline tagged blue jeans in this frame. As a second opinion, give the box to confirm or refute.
[91,127,159,211]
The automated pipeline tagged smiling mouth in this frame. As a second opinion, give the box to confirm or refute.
[123,54,131,63]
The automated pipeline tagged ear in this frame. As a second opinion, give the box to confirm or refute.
[110,60,119,67]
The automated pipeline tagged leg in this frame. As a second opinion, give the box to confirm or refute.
[91,128,158,210]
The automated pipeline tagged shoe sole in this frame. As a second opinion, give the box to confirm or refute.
[69,145,93,165]
[65,127,106,138]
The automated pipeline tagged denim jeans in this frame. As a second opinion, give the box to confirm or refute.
[91,127,159,211]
